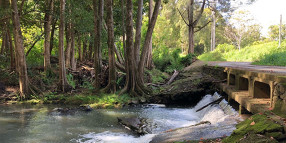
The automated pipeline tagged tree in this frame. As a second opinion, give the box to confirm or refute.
[268,24,286,41]
[44,0,53,72]
[103,0,116,93]
[121,0,161,96]
[134,0,143,65]
[224,10,259,50]
[11,0,30,97]
[146,0,154,69]
[58,0,70,91]
[93,0,104,89]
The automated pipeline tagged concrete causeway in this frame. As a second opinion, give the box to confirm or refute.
[207,61,286,114]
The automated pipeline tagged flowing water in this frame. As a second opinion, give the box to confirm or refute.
[0,93,240,143]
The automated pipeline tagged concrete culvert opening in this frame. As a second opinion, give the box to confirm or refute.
[229,74,235,85]
[223,72,227,81]
[239,77,249,90]
[254,81,270,98]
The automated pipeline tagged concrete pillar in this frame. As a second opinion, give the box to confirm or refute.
[270,81,274,108]
[239,104,247,115]
[249,77,254,98]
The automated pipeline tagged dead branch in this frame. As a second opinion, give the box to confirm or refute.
[166,70,179,85]
[196,97,224,112]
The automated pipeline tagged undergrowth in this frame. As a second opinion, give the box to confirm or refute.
[198,41,286,66]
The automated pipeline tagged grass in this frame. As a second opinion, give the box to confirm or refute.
[41,92,133,109]
[198,41,286,66]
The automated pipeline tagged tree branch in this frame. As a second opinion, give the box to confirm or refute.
[177,8,189,26]
[25,33,44,56]
[195,20,211,33]
[192,0,206,26]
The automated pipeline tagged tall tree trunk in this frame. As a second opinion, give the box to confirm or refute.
[97,0,103,67]
[93,0,100,89]
[58,0,69,92]
[77,35,82,62]
[65,22,72,68]
[70,29,76,71]
[187,0,206,54]
[50,17,57,54]
[1,29,6,55]
[44,0,53,72]
[188,0,194,54]
[120,0,137,96]
[138,0,161,85]
[7,28,15,70]
[210,4,216,51]
[134,0,143,65]
[82,39,87,61]
[103,0,116,93]
[88,40,93,60]
[146,0,153,69]
[11,0,30,97]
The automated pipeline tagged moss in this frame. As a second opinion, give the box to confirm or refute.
[272,100,286,118]
[20,99,42,104]
[223,114,283,143]
[147,68,169,84]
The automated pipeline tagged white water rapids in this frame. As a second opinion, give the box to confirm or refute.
[75,93,241,143]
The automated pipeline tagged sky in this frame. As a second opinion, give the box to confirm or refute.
[239,0,286,37]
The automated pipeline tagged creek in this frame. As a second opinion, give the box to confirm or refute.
[0,94,240,143]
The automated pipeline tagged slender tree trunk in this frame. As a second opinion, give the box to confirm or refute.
[82,39,87,61]
[188,0,194,54]
[50,17,57,54]
[11,0,30,97]
[134,0,143,65]
[103,0,116,93]
[138,0,161,84]
[98,0,103,67]
[93,0,100,89]
[44,0,53,72]
[187,0,206,54]
[146,0,153,69]
[1,30,6,55]
[58,0,69,92]
[77,35,82,62]
[65,22,72,68]
[88,40,93,60]
[210,4,216,51]
[7,28,15,70]
[70,28,76,71]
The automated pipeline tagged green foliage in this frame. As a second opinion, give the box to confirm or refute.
[67,73,76,89]
[153,48,195,73]
[199,41,286,66]
[146,68,169,84]
[223,114,283,143]
[43,92,132,108]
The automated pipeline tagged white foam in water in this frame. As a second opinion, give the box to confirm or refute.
[75,93,240,143]
[76,131,156,143]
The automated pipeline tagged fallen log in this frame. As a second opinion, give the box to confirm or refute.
[163,121,211,133]
[196,97,224,112]
[166,70,179,85]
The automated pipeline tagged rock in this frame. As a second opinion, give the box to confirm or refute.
[279,84,285,94]
[239,133,278,143]
[280,92,286,100]
[117,117,154,135]
[139,97,146,103]
[51,105,92,115]
[79,105,93,111]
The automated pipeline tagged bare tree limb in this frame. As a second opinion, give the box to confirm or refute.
[194,20,211,33]
[177,8,189,26]
[25,33,44,56]
[192,0,206,26]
